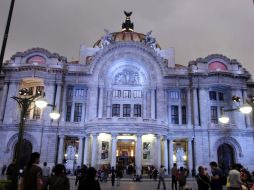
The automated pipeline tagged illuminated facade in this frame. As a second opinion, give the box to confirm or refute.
[0,14,254,174]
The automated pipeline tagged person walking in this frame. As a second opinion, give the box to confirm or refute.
[196,166,210,190]
[157,165,166,190]
[116,167,123,186]
[227,163,242,190]
[42,162,50,190]
[171,163,178,190]
[20,152,43,190]
[110,167,116,186]
[78,167,101,190]
[210,161,223,190]
[153,167,158,181]
[178,167,187,190]
[47,164,70,190]
[74,166,81,186]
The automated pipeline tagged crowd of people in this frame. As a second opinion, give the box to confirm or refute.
[196,161,254,190]
[3,152,254,190]
[3,152,101,190]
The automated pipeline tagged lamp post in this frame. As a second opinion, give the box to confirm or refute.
[11,88,60,188]
[219,96,252,124]
[0,0,16,71]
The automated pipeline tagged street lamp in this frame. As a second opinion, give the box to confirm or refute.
[219,96,252,124]
[11,88,60,187]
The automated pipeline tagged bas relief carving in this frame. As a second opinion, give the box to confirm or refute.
[114,69,141,85]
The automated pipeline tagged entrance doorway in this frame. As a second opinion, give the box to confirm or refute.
[116,140,135,169]
[13,139,32,169]
[217,143,235,174]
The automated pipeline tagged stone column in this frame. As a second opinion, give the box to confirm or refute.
[98,87,104,118]
[60,85,67,122]
[142,90,147,118]
[135,134,142,175]
[87,87,98,120]
[187,138,193,176]
[71,102,75,122]
[85,89,90,121]
[81,102,86,124]
[77,136,84,166]
[156,135,161,169]
[111,134,117,168]
[130,104,134,117]
[106,89,112,118]
[0,82,9,121]
[151,89,156,119]
[169,139,174,174]
[91,134,98,167]
[83,135,90,165]
[168,105,172,126]
[157,88,166,121]
[179,99,182,125]
[199,88,208,127]
[57,135,65,163]
[163,137,169,174]
[187,89,192,128]
[55,84,62,112]
[193,88,199,126]
[192,137,197,172]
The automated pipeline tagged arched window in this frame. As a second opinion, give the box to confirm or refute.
[208,61,227,71]
[27,55,46,64]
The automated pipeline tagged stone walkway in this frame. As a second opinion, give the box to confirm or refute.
[69,177,199,190]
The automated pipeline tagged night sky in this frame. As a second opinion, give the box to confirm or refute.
[0,0,254,78]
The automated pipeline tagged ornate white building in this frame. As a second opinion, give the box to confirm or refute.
[0,13,254,175]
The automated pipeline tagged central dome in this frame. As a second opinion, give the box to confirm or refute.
[93,31,146,47]
[93,11,160,49]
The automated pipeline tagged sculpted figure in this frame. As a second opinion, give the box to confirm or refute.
[176,147,185,162]
[144,30,157,49]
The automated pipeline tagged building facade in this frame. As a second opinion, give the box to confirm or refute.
[0,14,254,174]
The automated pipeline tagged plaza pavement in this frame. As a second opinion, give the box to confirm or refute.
[69,176,208,190]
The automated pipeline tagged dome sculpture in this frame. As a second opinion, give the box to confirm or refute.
[93,11,160,49]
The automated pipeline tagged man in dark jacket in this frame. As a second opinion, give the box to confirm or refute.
[210,161,223,190]
[78,167,101,190]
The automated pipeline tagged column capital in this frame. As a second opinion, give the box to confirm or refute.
[155,134,162,139]
[59,134,65,139]
[78,136,85,140]
[168,138,174,142]
[136,133,143,138]
[111,133,118,138]
[162,135,168,141]
[91,133,98,137]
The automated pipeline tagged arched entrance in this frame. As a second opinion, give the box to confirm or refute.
[13,139,32,169]
[217,143,235,174]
